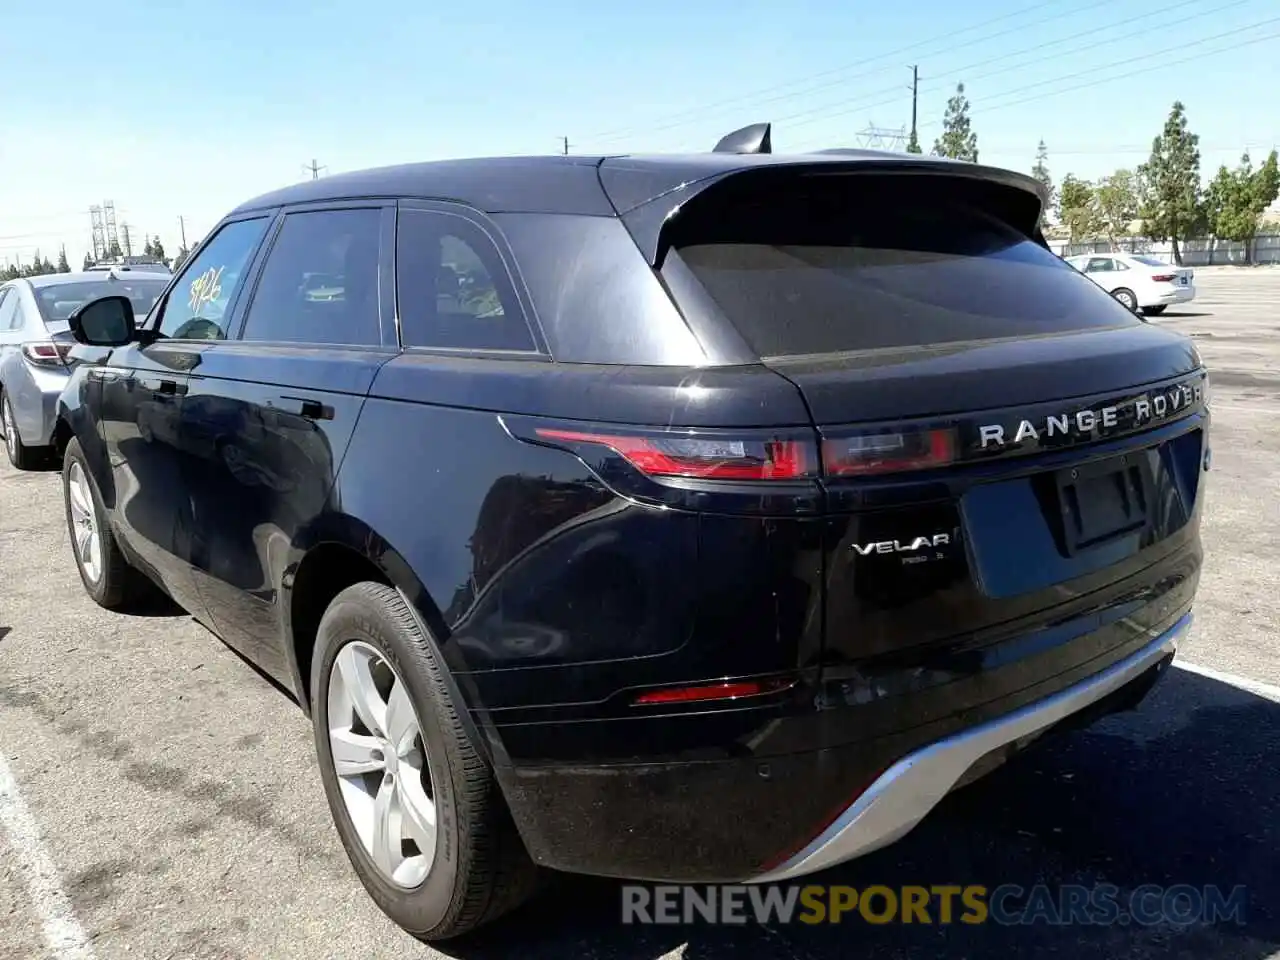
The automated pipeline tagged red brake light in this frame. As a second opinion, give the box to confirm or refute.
[822,427,957,477]
[632,677,795,705]
[1151,274,1176,283]
[21,342,72,367]
[533,427,815,481]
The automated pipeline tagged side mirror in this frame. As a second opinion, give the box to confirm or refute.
[69,295,136,347]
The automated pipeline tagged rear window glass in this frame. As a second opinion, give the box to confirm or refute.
[669,175,1142,357]
[1131,255,1170,267]
[34,279,167,326]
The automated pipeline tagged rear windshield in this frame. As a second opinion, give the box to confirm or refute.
[669,174,1142,357]
[1131,255,1170,267]
[34,278,167,325]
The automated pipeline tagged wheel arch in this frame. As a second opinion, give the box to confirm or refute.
[284,516,503,767]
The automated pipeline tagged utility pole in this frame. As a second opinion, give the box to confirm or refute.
[561,136,570,155]
[122,224,133,257]
[304,158,327,180]
[178,216,187,250]
[908,65,920,151]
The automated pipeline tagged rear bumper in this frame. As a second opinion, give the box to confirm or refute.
[492,597,1195,882]
[3,358,66,446]
[753,611,1189,882]
[1149,286,1195,306]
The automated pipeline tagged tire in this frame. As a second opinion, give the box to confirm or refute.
[1143,305,1167,316]
[2,391,40,471]
[62,437,149,609]
[311,582,540,942]
[1112,288,1138,312]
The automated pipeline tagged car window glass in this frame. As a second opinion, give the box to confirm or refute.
[0,290,15,330]
[240,208,382,346]
[10,298,31,331]
[667,174,1142,357]
[397,209,534,352]
[1086,258,1113,273]
[158,218,269,340]
[1113,258,1130,271]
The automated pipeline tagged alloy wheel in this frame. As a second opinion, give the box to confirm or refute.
[2,397,15,451]
[67,462,102,584]
[1115,290,1137,311]
[327,641,437,888]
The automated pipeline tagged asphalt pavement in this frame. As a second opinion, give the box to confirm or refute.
[1,268,1278,960]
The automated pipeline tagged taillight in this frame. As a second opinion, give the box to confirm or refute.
[20,342,72,367]
[822,427,957,477]
[533,427,816,481]
[1151,274,1176,283]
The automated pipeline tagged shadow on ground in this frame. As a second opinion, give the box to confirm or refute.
[442,668,1278,960]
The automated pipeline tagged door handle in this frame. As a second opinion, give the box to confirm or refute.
[278,396,333,421]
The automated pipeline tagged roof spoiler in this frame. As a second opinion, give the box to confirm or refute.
[712,122,772,155]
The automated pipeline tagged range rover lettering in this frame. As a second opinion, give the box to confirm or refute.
[53,123,1209,942]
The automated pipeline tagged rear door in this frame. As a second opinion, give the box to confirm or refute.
[176,201,396,686]
[658,169,1208,673]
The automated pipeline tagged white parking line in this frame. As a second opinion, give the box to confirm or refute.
[1175,660,1280,703]
[0,756,96,960]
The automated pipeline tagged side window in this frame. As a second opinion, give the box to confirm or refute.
[157,218,269,340]
[0,289,15,330]
[1085,257,1114,273]
[396,209,535,352]
[1113,258,1130,271]
[10,298,30,331]
[240,208,382,346]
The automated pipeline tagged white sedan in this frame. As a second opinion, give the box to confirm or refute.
[1064,253,1195,316]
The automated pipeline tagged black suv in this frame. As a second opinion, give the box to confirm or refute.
[55,128,1209,941]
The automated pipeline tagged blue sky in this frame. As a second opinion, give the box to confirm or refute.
[0,0,1275,268]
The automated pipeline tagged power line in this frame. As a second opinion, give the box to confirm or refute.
[784,9,1279,149]
[787,23,1280,152]
[754,0,1246,139]
[582,0,1078,145]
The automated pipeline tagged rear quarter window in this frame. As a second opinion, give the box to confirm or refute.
[667,174,1142,358]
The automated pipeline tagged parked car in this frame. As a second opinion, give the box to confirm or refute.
[52,128,1209,943]
[1064,252,1195,315]
[0,272,167,468]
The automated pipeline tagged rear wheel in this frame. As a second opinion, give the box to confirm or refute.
[2,392,40,470]
[311,583,540,942]
[1112,288,1138,312]
[1143,305,1167,316]
[62,437,150,609]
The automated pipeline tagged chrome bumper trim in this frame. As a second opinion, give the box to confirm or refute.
[749,612,1192,883]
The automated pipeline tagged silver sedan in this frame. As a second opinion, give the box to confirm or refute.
[0,271,168,469]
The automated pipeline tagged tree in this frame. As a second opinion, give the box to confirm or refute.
[1205,150,1280,264]
[1057,174,1100,244]
[1137,101,1202,265]
[1095,169,1140,248]
[82,253,94,271]
[172,245,191,271]
[143,237,155,257]
[931,83,978,162]
[57,246,70,273]
[1031,140,1053,229]
[152,236,167,262]
[906,128,922,154]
